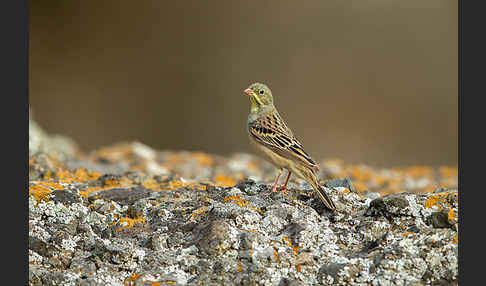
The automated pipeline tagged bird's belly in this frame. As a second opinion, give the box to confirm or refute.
[249,137,293,170]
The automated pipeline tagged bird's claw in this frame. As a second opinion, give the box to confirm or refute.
[276,186,287,192]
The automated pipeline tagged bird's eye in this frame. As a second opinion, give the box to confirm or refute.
[259,90,264,95]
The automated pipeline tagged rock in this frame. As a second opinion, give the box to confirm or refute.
[365,194,412,219]
[29,236,55,257]
[87,186,156,205]
[318,263,347,283]
[426,211,454,229]
[194,219,233,256]
[324,177,358,193]
[236,179,267,196]
[51,190,83,204]
[29,265,44,286]
[29,109,78,157]
[28,141,459,286]
[364,192,381,200]
[278,278,304,286]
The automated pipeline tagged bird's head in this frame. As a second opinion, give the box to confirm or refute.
[244,82,274,112]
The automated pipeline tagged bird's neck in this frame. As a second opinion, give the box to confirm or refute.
[248,105,275,122]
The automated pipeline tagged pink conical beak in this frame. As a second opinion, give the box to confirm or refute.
[244,88,254,95]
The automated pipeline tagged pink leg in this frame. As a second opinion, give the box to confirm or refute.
[277,171,292,192]
[270,170,283,192]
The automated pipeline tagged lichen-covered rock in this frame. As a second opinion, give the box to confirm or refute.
[28,142,458,285]
[29,109,79,157]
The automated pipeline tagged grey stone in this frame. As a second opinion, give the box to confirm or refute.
[29,111,78,157]
[51,190,83,204]
[194,219,232,255]
[29,236,56,258]
[365,194,412,219]
[365,192,381,200]
[69,252,97,276]
[426,211,453,229]
[324,177,358,193]
[236,179,267,196]
[88,186,155,204]
[318,263,347,282]
[278,277,304,286]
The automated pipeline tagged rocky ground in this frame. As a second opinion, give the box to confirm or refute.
[29,118,458,286]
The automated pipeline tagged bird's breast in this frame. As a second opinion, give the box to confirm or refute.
[248,135,294,170]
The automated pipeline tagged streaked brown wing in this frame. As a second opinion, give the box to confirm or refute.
[249,111,319,172]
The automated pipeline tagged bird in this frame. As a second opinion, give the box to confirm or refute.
[243,82,336,211]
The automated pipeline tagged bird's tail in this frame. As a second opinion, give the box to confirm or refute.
[307,177,336,211]
[314,183,337,211]
[298,166,337,211]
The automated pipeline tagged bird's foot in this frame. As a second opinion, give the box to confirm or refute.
[261,184,280,197]
[265,185,287,194]
[276,186,288,192]
[270,183,279,192]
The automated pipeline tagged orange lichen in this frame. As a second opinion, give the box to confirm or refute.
[424,192,451,210]
[142,179,160,190]
[273,248,279,263]
[54,168,102,184]
[386,177,404,192]
[282,237,301,255]
[105,177,132,187]
[42,171,54,180]
[448,209,456,221]
[141,177,206,192]
[439,167,457,179]
[78,187,102,198]
[74,168,101,181]
[401,232,416,238]
[348,167,372,182]
[237,264,243,272]
[371,174,387,187]
[352,181,367,193]
[224,195,250,208]
[401,166,434,179]
[79,176,134,199]
[213,174,237,187]
[223,195,263,214]
[296,265,301,272]
[29,186,53,203]
[185,182,207,191]
[168,179,185,190]
[116,216,147,231]
[452,235,458,244]
[53,170,70,182]
[190,206,210,219]
[193,152,214,166]
[35,181,65,190]
[91,143,147,164]
[124,273,141,285]
[29,182,65,203]
[149,282,175,286]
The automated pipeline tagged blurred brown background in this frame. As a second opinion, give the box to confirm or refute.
[29,0,457,168]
